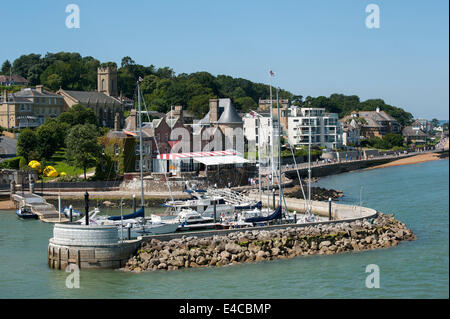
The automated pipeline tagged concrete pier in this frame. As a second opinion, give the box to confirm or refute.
[12,193,68,223]
[48,223,141,269]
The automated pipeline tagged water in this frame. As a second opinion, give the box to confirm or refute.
[0,159,448,298]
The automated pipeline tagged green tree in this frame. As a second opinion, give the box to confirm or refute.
[57,104,98,126]
[36,124,59,160]
[65,124,101,180]
[12,54,41,78]
[17,128,38,162]
[431,118,440,128]
[383,133,404,148]
[1,60,11,75]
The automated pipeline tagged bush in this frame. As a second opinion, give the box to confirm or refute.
[0,156,24,169]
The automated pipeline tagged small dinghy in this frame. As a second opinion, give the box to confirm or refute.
[16,206,38,220]
[62,206,83,218]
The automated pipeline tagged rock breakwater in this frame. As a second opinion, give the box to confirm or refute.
[122,213,415,272]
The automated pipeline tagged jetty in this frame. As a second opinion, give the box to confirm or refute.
[12,193,68,223]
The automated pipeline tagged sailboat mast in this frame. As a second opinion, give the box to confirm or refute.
[276,88,284,210]
[269,71,275,189]
[308,108,312,213]
[137,82,145,208]
[257,115,262,205]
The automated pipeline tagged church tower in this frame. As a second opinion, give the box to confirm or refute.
[97,66,118,97]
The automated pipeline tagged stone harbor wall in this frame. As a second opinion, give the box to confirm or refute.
[122,212,416,272]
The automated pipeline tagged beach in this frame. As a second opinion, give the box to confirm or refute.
[366,152,447,170]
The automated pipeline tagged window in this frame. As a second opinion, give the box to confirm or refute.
[135,160,140,171]
[135,145,140,155]
[28,104,31,111]
[20,104,25,111]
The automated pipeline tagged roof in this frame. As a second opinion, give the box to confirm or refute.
[342,110,399,128]
[0,74,29,84]
[194,155,249,165]
[1,88,60,103]
[157,150,238,160]
[199,98,243,124]
[14,88,60,98]
[58,90,122,106]
[402,126,428,137]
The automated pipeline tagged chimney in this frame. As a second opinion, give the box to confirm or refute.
[36,85,44,93]
[209,99,219,123]
[3,89,7,102]
[128,109,137,131]
[114,113,120,131]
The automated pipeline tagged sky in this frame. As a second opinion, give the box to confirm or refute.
[1,0,448,120]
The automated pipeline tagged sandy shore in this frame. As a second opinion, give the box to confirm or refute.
[367,152,445,170]
[0,200,16,210]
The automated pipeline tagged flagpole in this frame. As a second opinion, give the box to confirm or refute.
[269,69,275,195]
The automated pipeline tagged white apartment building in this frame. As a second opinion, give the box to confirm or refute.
[287,107,342,149]
[243,111,272,146]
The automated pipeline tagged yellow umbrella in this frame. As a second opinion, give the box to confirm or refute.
[43,166,58,177]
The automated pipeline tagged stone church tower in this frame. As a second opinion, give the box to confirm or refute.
[97,66,118,97]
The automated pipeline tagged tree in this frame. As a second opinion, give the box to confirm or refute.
[36,124,59,160]
[431,118,440,128]
[1,60,11,75]
[383,133,404,148]
[12,54,41,78]
[57,104,98,126]
[65,124,101,180]
[17,128,38,162]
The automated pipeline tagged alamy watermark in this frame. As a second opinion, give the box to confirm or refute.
[65,4,80,29]
[365,264,380,288]
[65,264,80,289]
[365,4,380,29]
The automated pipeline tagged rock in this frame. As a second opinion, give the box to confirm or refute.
[157,263,167,270]
[255,250,266,261]
[319,241,331,249]
[225,243,242,254]
[220,251,231,260]
[196,256,207,266]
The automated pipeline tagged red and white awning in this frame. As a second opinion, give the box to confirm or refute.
[157,150,237,160]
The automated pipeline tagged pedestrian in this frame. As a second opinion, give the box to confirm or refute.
[228,182,231,189]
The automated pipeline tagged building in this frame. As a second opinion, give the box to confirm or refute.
[341,119,361,146]
[0,86,65,129]
[243,110,272,147]
[0,74,29,86]
[287,107,342,149]
[402,126,429,144]
[411,119,433,134]
[196,98,244,153]
[341,108,401,139]
[57,67,124,128]
[258,98,290,134]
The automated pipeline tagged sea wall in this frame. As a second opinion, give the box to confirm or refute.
[123,212,415,272]
[284,155,415,180]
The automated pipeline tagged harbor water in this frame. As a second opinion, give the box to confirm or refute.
[0,159,448,298]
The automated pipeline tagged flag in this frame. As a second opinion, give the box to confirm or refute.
[269,70,274,76]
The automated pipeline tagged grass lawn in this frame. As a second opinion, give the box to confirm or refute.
[40,149,96,181]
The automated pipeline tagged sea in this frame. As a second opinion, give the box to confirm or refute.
[0,159,448,299]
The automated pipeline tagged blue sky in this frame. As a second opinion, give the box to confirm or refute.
[1,0,448,119]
